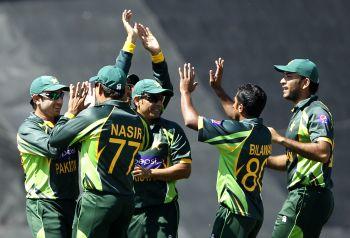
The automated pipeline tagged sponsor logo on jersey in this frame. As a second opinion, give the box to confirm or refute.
[210,119,221,126]
[59,147,76,160]
[318,114,329,124]
[135,155,163,169]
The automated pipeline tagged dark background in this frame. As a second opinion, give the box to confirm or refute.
[0,0,349,237]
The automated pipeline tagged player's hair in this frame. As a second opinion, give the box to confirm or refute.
[309,81,319,95]
[236,84,267,118]
[99,83,124,100]
[301,76,319,95]
[30,99,36,110]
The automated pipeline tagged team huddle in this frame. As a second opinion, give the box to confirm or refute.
[16,10,334,238]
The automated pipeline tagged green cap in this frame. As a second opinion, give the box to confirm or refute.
[132,79,173,99]
[274,59,319,83]
[30,75,68,96]
[89,65,126,91]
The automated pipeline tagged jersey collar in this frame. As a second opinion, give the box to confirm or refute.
[240,117,263,125]
[101,99,130,109]
[29,112,59,126]
[292,95,318,113]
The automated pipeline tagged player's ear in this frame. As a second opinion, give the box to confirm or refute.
[238,103,244,113]
[32,95,41,105]
[95,83,104,96]
[134,97,140,107]
[302,77,310,90]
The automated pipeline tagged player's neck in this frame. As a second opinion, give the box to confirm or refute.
[291,93,311,106]
[34,110,55,123]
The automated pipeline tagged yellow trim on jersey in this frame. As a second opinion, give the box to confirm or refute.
[122,41,136,53]
[43,120,54,128]
[316,137,333,146]
[198,116,204,130]
[64,112,76,119]
[180,158,192,164]
[232,194,245,216]
[151,51,165,63]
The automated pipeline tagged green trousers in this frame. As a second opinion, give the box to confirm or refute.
[72,190,134,238]
[272,187,334,238]
[127,200,179,238]
[26,198,76,238]
[210,204,262,238]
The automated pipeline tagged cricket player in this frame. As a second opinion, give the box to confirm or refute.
[127,23,192,238]
[17,75,81,238]
[268,59,334,238]
[49,10,153,238]
[179,61,271,238]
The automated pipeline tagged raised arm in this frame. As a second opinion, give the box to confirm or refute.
[179,63,199,131]
[137,23,173,108]
[209,58,235,118]
[115,10,138,75]
[50,83,91,147]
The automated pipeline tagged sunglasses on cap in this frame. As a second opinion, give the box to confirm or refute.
[39,91,65,100]
[141,93,164,103]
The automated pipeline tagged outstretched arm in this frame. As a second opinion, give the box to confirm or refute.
[266,154,288,171]
[209,58,235,118]
[179,63,199,131]
[133,163,191,182]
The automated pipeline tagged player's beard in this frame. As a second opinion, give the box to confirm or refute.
[283,86,302,102]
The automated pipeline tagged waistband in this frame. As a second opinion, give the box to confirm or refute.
[134,199,178,214]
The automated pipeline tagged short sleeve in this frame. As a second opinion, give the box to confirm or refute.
[168,124,191,165]
[308,108,334,146]
[198,116,243,143]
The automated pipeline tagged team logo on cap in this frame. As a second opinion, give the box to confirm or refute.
[152,81,161,88]
[287,60,295,65]
[116,84,122,90]
[51,77,59,84]
[318,114,329,124]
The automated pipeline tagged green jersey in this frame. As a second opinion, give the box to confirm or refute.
[285,95,334,190]
[132,59,190,208]
[134,118,191,208]
[198,117,271,220]
[49,100,153,196]
[17,113,79,199]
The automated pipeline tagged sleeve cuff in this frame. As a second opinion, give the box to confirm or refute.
[151,51,165,63]
[64,112,76,119]
[198,116,204,130]
[122,41,136,54]
[179,158,192,164]
[315,137,333,147]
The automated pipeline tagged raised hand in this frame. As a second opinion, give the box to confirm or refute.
[122,9,137,42]
[84,83,95,108]
[67,82,89,116]
[137,24,161,55]
[209,58,224,90]
[179,63,198,94]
